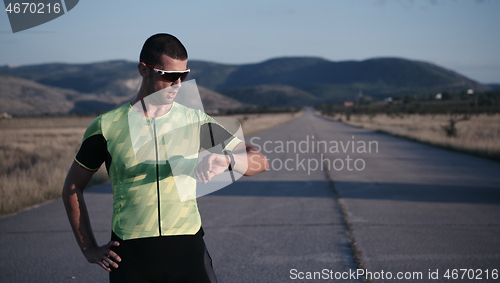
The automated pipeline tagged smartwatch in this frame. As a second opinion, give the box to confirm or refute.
[223,150,235,170]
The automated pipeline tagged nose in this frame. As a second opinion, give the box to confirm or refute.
[171,77,182,88]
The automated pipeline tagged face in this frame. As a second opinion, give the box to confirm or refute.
[141,54,188,105]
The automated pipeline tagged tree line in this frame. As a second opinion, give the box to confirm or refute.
[316,90,500,117]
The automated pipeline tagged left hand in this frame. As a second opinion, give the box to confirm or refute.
[195,153,229,184]
[82,241,121,272]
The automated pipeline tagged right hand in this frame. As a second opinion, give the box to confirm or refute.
[195,153,230,184]
[83,241,121,272]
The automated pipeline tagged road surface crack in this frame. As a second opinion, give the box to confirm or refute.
[323,160,372,283]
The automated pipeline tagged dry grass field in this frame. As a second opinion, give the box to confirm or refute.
[0,111,301,216]
[323,112,500,161]
[0,116,109,216]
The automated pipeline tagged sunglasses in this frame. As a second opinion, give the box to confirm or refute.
[142,62,190,82]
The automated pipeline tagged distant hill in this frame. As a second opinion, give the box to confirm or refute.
[197,86,245,112]
[221,84,318,106]
[208,57,489,102]
[488,84,500,91]
[0,60,140,99]
[0,62,245,116]
[187,61,238,90]
[0,74,116,116]
[0,57,492,116]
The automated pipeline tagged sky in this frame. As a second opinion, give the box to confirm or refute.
[1,0,499,84]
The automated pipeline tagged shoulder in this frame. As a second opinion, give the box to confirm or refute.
[83,104,131,139]
[100,104,131,122]
[83,115,102,140]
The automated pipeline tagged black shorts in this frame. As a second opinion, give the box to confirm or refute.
[109,228,218,283]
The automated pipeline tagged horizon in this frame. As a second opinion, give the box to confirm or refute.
[2,55,497,86]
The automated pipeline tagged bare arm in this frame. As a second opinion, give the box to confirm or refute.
[62,161,121,272]
[232,141,269,176]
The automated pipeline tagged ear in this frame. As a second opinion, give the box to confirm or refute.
[138,62,149,78]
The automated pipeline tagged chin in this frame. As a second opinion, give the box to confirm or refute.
[161,94,176,103]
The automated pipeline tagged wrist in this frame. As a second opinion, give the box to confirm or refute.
[81,243,98,253]
[222,150,235,170]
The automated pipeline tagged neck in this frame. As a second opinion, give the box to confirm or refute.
[131,90,173,118]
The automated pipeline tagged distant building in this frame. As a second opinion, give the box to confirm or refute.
[0,112,13,119]
[344,101,354,107]
[435,93,442,100]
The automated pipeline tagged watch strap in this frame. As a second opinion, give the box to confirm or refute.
[223,150,235,170]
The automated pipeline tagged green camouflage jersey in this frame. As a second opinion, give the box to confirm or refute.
[75,102,240,240]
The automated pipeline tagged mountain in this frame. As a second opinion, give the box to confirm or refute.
[0,57,491,116]
[488,84,500,91]
[187,61,238,90]
[0,60,140,98]
[0,74,116,115]
[0,61,245,116]
[221,84,318,106]
[197,86,245,112]
[206,57,489,103]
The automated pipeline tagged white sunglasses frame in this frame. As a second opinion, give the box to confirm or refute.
[142,62,190,76]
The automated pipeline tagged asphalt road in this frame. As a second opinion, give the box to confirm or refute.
[1,108,499,282]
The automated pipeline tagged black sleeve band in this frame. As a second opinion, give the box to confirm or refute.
[75,134,108,170]
[199,123,235,153]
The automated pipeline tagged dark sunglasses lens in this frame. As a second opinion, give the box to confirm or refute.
[180,72,189,81]
[160,72,188,82]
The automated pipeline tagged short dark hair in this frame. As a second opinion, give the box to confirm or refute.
[139,33,188,67]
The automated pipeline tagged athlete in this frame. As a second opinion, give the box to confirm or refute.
[62,33,269,283]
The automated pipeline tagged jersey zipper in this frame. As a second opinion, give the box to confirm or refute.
[151,117,162,236]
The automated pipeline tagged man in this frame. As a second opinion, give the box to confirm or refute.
[62,33,269,283]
